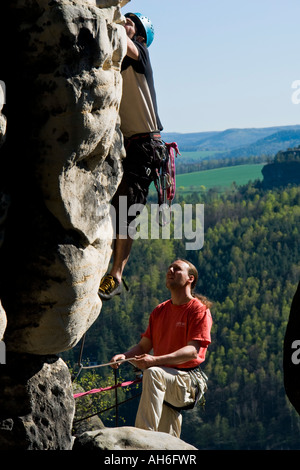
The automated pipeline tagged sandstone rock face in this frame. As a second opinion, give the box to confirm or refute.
[0,354,75,450]
[0,302,6,344]
[0,72,7,341]
[73,427,198,451]
[0,0,128,354]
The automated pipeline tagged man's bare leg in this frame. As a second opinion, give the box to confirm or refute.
[109,235,133,283]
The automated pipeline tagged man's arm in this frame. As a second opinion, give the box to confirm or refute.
[110,336,152,369]
[126,36,139,60]
[131,340,201,370]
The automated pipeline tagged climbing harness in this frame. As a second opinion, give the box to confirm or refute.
[153,141,180,227]
[189,367,208,407]
[163,367,208,412]
[123,133,180,227]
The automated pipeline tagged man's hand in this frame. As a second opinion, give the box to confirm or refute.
[131,353,157,370]
[110,354,126,369]
[110,337,153,370]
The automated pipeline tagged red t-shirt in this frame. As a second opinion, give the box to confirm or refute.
[142,297,212,369]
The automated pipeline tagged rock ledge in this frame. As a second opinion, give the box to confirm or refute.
[73,426,197,451]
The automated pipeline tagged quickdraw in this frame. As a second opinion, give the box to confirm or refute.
[154,141,180,226]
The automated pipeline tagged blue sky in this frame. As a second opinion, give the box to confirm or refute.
[122,0,300,133]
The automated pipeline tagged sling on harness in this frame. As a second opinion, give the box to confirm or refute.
[153,141,180,226]
[163,366,208,412]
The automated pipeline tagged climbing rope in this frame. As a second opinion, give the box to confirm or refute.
[73,389,142,426]
[71,333,143,427]
[73,376,142,399]
[154,141,180,227]
[71,332,139,380]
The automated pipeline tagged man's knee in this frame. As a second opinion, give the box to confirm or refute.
[143,366,163,382]
[142,367,168,392]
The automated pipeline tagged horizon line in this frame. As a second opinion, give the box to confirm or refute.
[162,123,300,135]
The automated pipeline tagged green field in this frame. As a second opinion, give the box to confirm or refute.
[179,150,223,161]
[175,163,264,192]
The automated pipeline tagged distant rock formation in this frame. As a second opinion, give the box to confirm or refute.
[262,161,300,188]
[261,146,300,188]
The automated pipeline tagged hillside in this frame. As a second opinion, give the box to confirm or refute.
[162,125,300,159]
[176,164,264,192]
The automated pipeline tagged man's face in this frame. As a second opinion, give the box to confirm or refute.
[124,17,137,39]
[166,260,192,290]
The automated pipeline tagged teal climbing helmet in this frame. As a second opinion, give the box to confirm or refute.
[125,12,155,47]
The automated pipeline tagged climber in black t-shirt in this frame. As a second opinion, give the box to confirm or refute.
[99,12,167,301]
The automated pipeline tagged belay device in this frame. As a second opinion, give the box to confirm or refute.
[154,141,180,226]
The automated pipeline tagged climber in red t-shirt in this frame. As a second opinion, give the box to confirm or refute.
[110,259,213,438]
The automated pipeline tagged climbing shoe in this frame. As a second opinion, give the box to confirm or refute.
[98,274,129,301]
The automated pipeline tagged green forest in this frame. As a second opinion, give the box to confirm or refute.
[64,169,300,450]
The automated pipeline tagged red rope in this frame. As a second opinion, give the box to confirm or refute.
[73,378,142,399]
[165,142,180,202]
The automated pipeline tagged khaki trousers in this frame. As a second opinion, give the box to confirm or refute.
[135,366,197,438]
